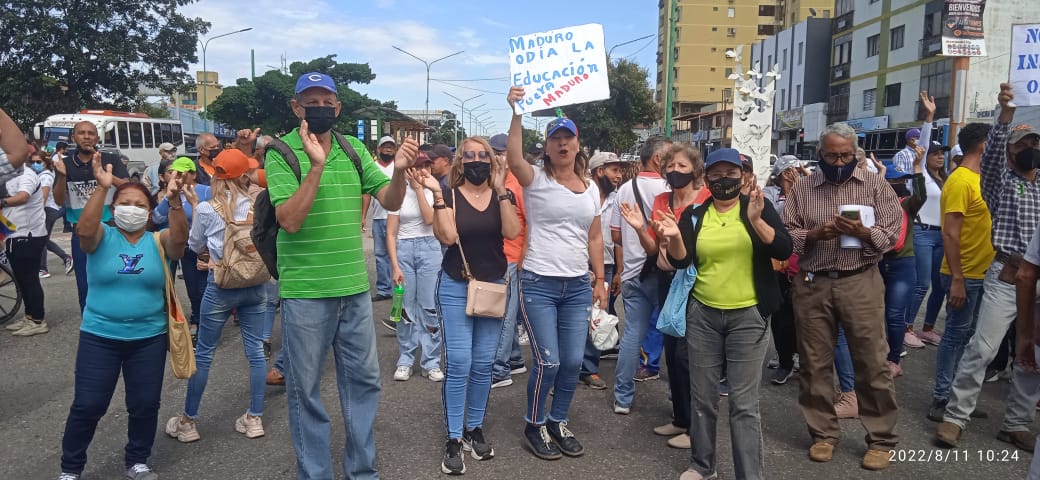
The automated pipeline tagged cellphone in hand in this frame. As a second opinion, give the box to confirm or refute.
[840,209,861,221]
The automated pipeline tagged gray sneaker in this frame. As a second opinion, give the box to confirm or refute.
[125,463,158,480]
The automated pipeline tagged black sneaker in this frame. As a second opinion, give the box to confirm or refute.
[263,341,272,361]
[463,427,495,460]
[599,347,619,360]
[545,420,584,457]
[380,317,398,333]
[522,423,562,460]
[771,368,794,385]
[441,439,466,475]
[927,398,949,422]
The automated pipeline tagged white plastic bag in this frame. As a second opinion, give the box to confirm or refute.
[589,297,619,351]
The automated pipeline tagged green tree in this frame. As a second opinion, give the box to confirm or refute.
[521,127,543,154]
[206,55,388,136]
[563,59,657,153]
[0,0,208,128]
[426,112,467,146]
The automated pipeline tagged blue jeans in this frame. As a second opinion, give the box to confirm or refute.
[492,262,525,380]
[438,272,503,438]
[184,275,267,418]
[395,236,442,370]
[180,247,205,325]
[520,270,592,424]
[642,323,664,372]
[581,264,616,376]
[371,218,392,297]
[906,226,945,328]
[281,295,381,480]
[614,277,661,408]
[880,256,916,363]
[835,326,855,392]
[262,279,279,341]
[61,332,167,474]
[933,273,985,401]
[71,231,88,312]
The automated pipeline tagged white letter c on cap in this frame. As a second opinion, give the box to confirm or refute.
[308,74,322,81]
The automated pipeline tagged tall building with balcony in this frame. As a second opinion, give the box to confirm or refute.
[657,0,836,122]
[827,0,1029,154]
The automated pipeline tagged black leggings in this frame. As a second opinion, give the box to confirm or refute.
[663,334,691,430]
[39,206,69,270]
[770,274,798,370]
[7,235,47,319]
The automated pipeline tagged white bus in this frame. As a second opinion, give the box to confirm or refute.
[33,110,186,172]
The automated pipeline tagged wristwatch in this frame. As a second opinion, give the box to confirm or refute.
[497,191,513,202]
[433,203,447,210]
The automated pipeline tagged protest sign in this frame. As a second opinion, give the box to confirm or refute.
[1010,24,1040,107]
[508,24,610,115]
[941,0,986,57]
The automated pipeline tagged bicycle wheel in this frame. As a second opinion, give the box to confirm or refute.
[0,258,23,324]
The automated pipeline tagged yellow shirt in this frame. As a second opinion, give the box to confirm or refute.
[940,168,995,279]
[692,204,758,309]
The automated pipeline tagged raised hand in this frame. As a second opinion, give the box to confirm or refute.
[395,137,419,171]
[92,153,114,189]
[165,172,183,201]
[913,145,926,172]
[507,86,525,112]
[920,91,936,119]
[183,182,199,207]
[299,119,326,166]
[747,184,765,222]
[416,169,442,193]
[651,209,680,240]
[619,202,645,230]
[491,153,507,191]
[237,127,261,146]
[999,82,1016,111]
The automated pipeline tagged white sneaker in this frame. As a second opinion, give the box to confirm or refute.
[165,415,200,443]
[491,377,513,389]
[12,320,48,336]
[125,463,158,480]
[393,366,411,381]
[423,368,444,382]
[5,317,29,331]
[518,327,530,345]
[613,402,631,415]
[235,413,264,438]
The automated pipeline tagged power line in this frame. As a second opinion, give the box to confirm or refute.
[431,77,509,82]
[624,37,657,60]
[434,79,503,95]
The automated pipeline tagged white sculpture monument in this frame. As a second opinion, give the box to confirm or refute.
[727,45,780,187]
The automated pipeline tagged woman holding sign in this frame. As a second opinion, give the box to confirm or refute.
[505,86,607,460]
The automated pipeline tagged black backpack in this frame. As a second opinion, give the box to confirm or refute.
[252,130,364,279]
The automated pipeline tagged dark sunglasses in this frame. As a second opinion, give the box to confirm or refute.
[30,160,44,165]
[462,151,490,161]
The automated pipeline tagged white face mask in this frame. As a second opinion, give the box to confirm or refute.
[113,205,149,232]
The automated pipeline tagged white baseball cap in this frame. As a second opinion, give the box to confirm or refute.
[950,144,963,158]
[158,142,176,152]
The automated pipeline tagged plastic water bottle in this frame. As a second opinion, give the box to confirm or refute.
[390,284,405,322]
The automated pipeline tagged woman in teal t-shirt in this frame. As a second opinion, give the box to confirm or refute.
[58,158,187,480]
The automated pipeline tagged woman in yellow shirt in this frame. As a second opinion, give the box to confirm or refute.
[657,148,792,480]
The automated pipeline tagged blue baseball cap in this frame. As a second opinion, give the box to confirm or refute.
[488,133,508,152]
[546,118,578,137]
[905,128,921,140]
[883,160,912,180]
[705,148,744,170]
[295,72,337,95]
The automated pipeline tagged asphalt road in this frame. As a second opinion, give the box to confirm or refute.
[0,232,1034,479]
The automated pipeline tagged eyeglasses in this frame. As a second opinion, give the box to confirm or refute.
[821,152,855,162]
[462,151,490,162]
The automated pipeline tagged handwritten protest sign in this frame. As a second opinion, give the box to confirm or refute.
[509,24,610,115]
[941,0,987,57]
[1010,24,1040,107]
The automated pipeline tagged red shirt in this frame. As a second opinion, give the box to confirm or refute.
[502,172,527,264]
[648,188,712,242]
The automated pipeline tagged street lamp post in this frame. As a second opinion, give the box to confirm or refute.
[443,92,482,148]
[393,46,465,136]
[200,27,252,132]
[607,34,656,60]
[467,104,487,135]
[472,112,491,135]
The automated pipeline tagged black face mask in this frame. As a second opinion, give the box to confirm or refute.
[206,148,222,160]
[817,156,859,184]
[1014,148,1040,171]
[707,177,742,200]
[378,153,394,163]
[890,183,910,198]
[463,162,491,185]
[303,106,337,134]
[596,175,616,194]
[666,171,696,189]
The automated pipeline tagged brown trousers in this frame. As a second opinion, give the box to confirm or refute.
[792,266,899,450]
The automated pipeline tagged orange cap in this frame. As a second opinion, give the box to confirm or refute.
[212,149,259,180]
